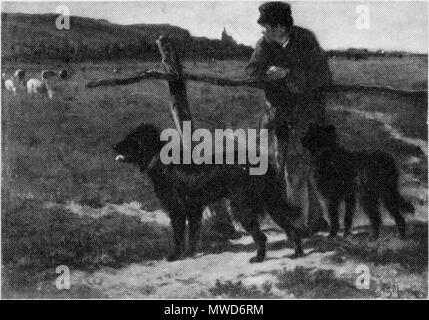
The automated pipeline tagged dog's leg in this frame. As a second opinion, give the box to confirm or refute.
[328,197,340,237]
[361,193,381,241]
[266,201,304,258]
[208,199,240,240]
[307,175,330,234]
[344,192,356,238]
[187,210,203,257]
[381,182,407,239]
[167,213,186,261]
[237,207,267,263]
[383,200,406,239]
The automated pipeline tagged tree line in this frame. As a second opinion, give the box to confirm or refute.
[325,48,420,60]
[4,36,255,63]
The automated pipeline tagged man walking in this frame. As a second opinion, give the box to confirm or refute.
[246,2,332,234]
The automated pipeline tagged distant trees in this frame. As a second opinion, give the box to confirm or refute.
[3,36,253,63]
[327,48,409,60]
[190,37,252,61]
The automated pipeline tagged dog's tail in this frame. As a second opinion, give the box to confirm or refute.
[387,184,415,214]
[388,184,415,214]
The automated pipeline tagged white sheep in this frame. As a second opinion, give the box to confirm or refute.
[3,73,17,95]
[27,79,52,99]
[41,70,56,80]
[26,70,56,99]
[14,69,26,87]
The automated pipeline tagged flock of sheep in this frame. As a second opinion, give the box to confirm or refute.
[1,68,69,99]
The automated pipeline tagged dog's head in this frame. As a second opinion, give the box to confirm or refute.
[302,124,338,155]
[112,122,162,169]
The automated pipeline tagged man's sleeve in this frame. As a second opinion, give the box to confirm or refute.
[245,37,270,80]
[299,31,333,90]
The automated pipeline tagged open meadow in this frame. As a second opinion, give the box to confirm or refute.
[1,56,428,298]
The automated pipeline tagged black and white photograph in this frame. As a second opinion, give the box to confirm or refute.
[0,0,428,301]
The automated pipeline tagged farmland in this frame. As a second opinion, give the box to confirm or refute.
[1,56,428,298]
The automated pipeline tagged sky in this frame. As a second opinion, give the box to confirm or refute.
[1,0,428,53]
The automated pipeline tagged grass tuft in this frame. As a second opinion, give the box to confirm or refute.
[2,200,171,289]
[275,266,373,299]
[208,279,274,298]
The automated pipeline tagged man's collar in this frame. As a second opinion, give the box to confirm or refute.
[281,38,290,48]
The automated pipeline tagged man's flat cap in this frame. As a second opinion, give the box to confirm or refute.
[257,2,293,27]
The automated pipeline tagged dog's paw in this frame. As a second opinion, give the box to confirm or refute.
[288,251,305,259]
[183,249,198,259]
[249,255,265,263]
[166,252,182,262]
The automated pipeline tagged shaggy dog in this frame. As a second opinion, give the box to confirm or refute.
[113,122,304,262]
[301,124,414,240]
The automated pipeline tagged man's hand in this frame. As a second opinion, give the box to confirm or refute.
[265,66,289,81]
[265,66,304,94]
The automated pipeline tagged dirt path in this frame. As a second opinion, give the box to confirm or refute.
[331,106,428,156]
[65,193,427,299]
[70,232,335,298]
[66,225,427,299]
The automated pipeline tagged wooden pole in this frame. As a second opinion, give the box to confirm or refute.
[156,35,193,136]
[156,36,233,232]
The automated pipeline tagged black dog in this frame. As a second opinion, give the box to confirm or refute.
[302,124,414,240]
[113,122,304,262]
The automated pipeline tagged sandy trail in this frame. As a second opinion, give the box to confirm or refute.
[65,191,427,299]
[67,226,426,299]
[331,106,428,156]
[70,232,336,298]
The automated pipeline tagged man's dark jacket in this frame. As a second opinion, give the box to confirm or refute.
[246,26,333,134]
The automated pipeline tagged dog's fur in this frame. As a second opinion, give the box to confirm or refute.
[302,124,414,239]
[113,122,304,262]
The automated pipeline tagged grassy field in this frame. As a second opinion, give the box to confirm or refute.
[2,57,427,205]
[1,57,428,297]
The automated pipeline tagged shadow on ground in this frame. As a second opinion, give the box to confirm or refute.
[203,221,428,274]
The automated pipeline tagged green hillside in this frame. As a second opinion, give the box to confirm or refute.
[1,12,252,62]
